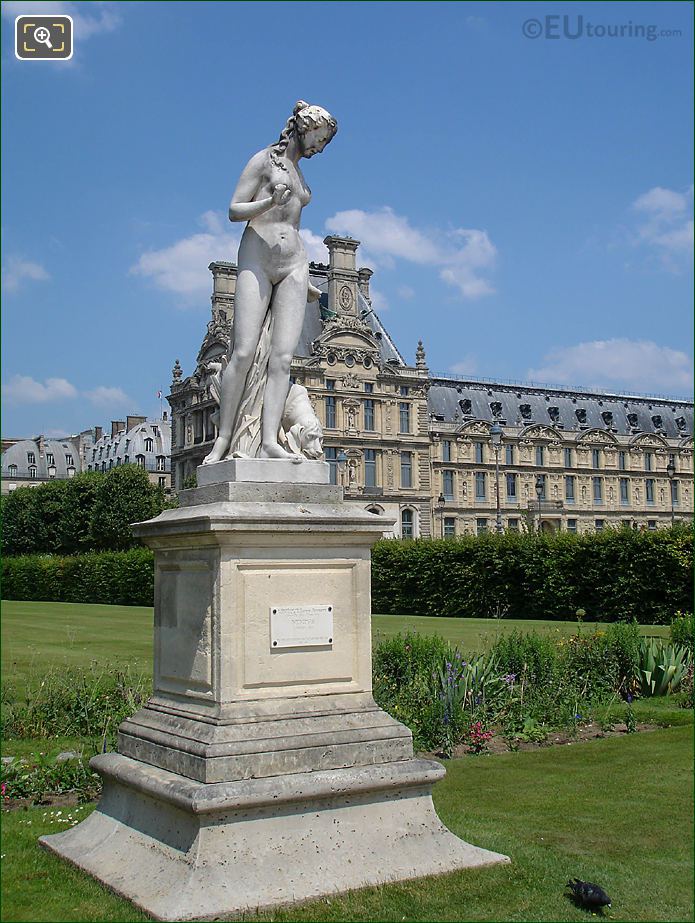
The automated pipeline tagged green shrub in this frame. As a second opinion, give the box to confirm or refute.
[637,638,692,696]
[670,613,694,652]
[371,527,692,623]
[1,665,150,744]
[1,752,102,804]
[490,630,558,686]
[0,548,155,606]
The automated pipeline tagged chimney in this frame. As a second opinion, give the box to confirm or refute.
[94,426,103,441]
[324,236,360,317]
[208,261,237,326]
[127,415,147,432]
[162,410,168,422]
[111,420,125,438]
[357,267,373,305]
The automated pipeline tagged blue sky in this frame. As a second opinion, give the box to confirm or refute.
[2,0,693,438]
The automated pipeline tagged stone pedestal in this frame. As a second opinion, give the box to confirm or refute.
[40,464,508,920]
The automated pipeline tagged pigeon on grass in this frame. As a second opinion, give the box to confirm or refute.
[565,878,612,912]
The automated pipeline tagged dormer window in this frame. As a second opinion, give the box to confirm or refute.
[27,451,36,464]
[519,404,532,420]
[459,398,472,415]
[8,464,17,477]
[144,438,154,452]
[548,406,560,423]
[651,414,663,430]
[46,453,55,465]
[136,454,145,468]
[490,401,503,419]
[156,456,165,472]
[66,454,73,466]
[627,413,639,429]
[601,411,613,428]
[575,408,587,424]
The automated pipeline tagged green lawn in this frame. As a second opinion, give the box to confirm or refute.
[1,601,670,692]
[1,726,692,922]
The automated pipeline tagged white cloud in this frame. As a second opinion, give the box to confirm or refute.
[368,287,389,313]
[631,186,694,265]
[130,211,241,303]
[397,285,416,301]
[4,375,77,404]
[527,339,693,396]
[3,376,131,407]
[85,386,129,407]
[299,230,328,264]
[325,207,496,299]
[449,355,479,376]
[1,1,121,39]
[2,256,49,293]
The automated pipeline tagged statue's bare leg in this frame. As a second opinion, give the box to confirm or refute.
[203,268,272,464]
[260,266,309,459]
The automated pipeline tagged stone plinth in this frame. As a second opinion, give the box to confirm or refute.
[40,468,509,920]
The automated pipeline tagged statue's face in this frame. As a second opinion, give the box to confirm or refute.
[299,126,333,158]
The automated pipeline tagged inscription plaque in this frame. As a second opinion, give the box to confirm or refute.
[270,604,333,649]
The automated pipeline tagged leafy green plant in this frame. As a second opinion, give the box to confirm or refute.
[637,638,692,697]
[1,752,101,804]
[670,612,694,652]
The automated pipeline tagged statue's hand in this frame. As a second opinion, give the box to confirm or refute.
[271,183,292,206]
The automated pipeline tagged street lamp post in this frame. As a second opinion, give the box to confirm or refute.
[437,492,446,538]
[666,460,676,527]
[490,423,503,533]
[535,475,544,533]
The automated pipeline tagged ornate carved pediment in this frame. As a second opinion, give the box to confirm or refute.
[519,424,563,441]
[678,437,694,450]
[196,318,231,367]
[458,420,492,436]
[576,428,618,445]
[311,316,381,363]
[629,432,669,448]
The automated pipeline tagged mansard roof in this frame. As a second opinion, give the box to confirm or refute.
[427,377,693,439]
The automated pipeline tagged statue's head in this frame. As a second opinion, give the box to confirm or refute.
[272,101,337,164]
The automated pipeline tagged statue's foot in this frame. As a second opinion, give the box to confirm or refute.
[202,438,229,465]
[261,442,303,463]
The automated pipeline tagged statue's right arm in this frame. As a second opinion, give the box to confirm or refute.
[228,151,275,222]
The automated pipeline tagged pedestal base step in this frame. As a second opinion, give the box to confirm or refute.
[40,753,509,921]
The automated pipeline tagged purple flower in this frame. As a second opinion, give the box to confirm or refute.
[503,673,517,686]
[627,694,633,704]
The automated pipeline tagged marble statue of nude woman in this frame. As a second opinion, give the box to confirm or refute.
[203,100,337,464]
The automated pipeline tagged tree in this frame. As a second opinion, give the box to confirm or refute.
[88,465,164,552]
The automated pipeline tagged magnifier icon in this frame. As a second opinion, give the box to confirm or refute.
[34,26,53,49]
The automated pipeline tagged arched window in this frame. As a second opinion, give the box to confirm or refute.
[367,506,383,515]
[144,438,154,452]
[401,508,414,539]
[156,456,165,472]
[136,454,145,468]
[29,466,37,479]
[8,464,17,477]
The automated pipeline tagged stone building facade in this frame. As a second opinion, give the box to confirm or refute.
[168,237,693,536]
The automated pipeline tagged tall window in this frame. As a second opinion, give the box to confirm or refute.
[537,474,547,499]
[156,456,166,472]
[400,452,412,488]
[326,379,335,390]
[325,395,336,428]
[46,453,55,465]
[476,518,488,535]
[442,440,452,462]
[364,399,375,431]
[645,478,655,503]
[364,382,374,394]
[618,451,627,471]
[144,438,154,452]
[536,445,545,466]
[325,447,338,485]
[592,448,601,468]
[27,452,35,464]
[443,517,456,538]
[399,402,411,433]
[668,452,677,471]
[505,444,515,466]
[671,480,679,505]
[644,452,653,472]
[565,475,575,502]
[592,476,603,503]
[564,447,573,468]
[136,454,146,468]
[399,386,409,397]
[364,449,377,488]
[567,518,578,533]
[475,471,486,500]
[8,464,17,477]
[29,466,37,479]
[401,508,414,539]
[620,477,630,504]
[475,441,484,464]
[66,454,73,466]
[506,473,517,500]
[158,477,166,489]
[442,469,454,500]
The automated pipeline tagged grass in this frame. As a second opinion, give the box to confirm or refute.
[1,726,692,921]
[2,601,670,693]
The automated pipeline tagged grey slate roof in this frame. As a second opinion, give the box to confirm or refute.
[427,378,693,439]
[1,438,79,479]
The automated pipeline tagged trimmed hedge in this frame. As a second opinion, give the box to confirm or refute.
[2,527,691,621]
[1,548,154,607]
[371,526,693,623]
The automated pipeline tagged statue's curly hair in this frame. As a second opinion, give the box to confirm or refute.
[269,100,337,171]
